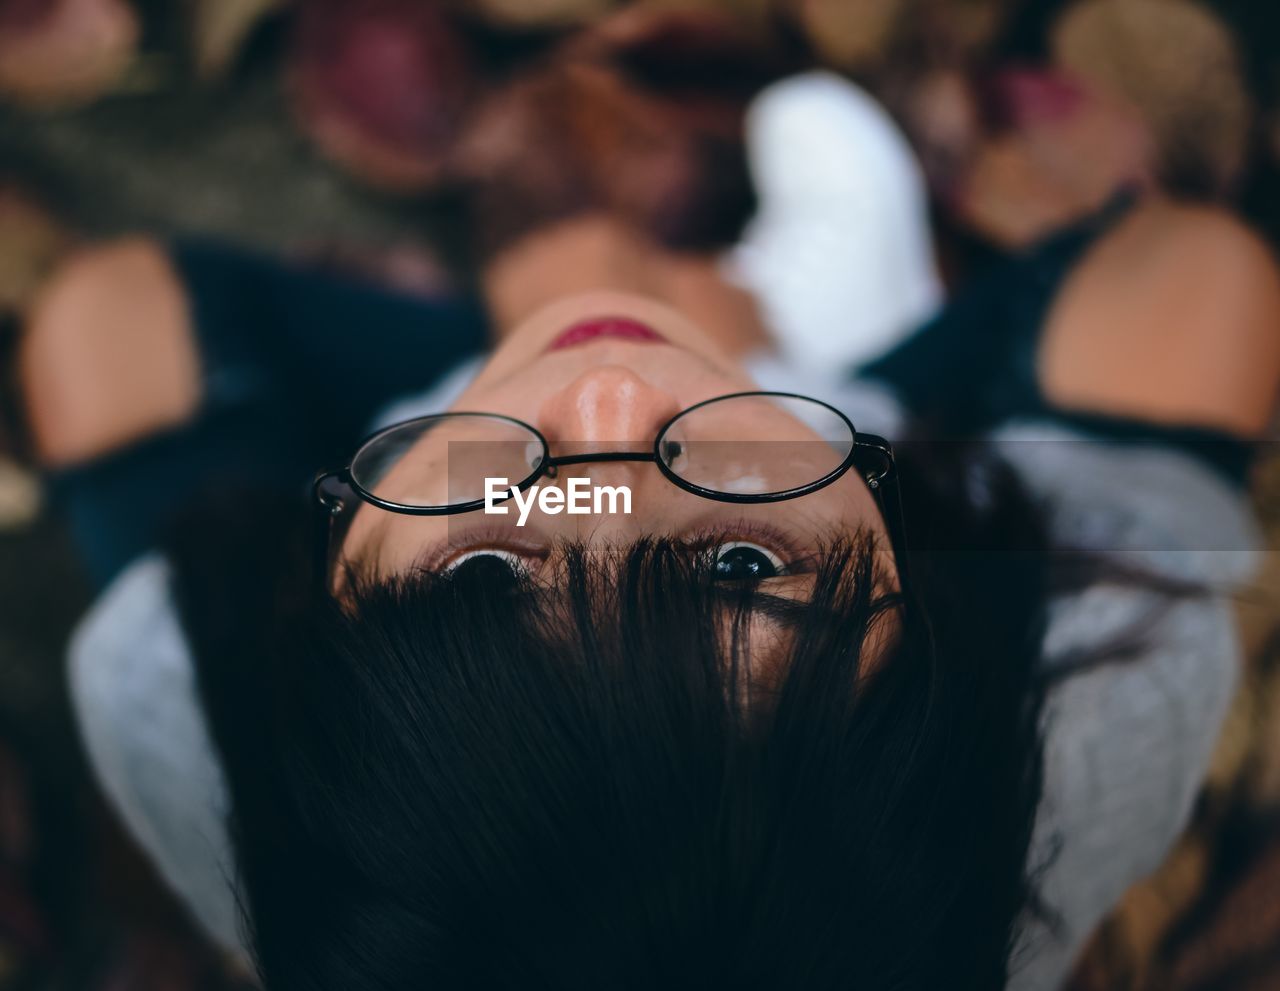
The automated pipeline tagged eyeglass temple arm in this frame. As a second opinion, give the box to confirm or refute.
[312,470,351,598]
[852,434,893,483]
[854,431,910,561]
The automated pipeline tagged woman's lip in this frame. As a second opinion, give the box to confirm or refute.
[546,316,667,352]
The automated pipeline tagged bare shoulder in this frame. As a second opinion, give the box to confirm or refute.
[1040,200,1280,436]
[19,237,200,467]
[1153,203,1280,302]
[1148,203,1280,384]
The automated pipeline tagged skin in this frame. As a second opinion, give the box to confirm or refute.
[19,237,200,467]
[1037,201,1280,435]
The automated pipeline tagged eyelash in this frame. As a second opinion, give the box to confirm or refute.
[418,521,813,575]
[687,520,815,576]
[417,526,549,574]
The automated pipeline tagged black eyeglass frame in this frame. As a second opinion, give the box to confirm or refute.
[312,391,908,589]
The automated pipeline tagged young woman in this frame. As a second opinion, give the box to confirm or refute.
[18,73,1280,989]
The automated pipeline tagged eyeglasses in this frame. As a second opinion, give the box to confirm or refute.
[313,391,907,588]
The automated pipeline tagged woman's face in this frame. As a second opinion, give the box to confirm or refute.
[339,290,895,596]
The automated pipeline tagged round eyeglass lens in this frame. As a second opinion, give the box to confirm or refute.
[350,414,546,509]
[657,394,854,497]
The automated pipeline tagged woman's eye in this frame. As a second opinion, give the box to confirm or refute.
[709,541,786,582]
[444,548,530,577]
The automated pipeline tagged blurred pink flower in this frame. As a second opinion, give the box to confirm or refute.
[289,0,477,190]
[0,0,139,108]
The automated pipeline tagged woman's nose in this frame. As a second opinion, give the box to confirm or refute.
[537,366,682,448]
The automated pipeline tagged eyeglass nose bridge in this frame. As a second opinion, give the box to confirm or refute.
[542,450,656,480]
[544,450,656,472]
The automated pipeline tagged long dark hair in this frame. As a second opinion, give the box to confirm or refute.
[169,442,1053,990]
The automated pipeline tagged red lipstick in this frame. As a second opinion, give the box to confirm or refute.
[547,316,667,352]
